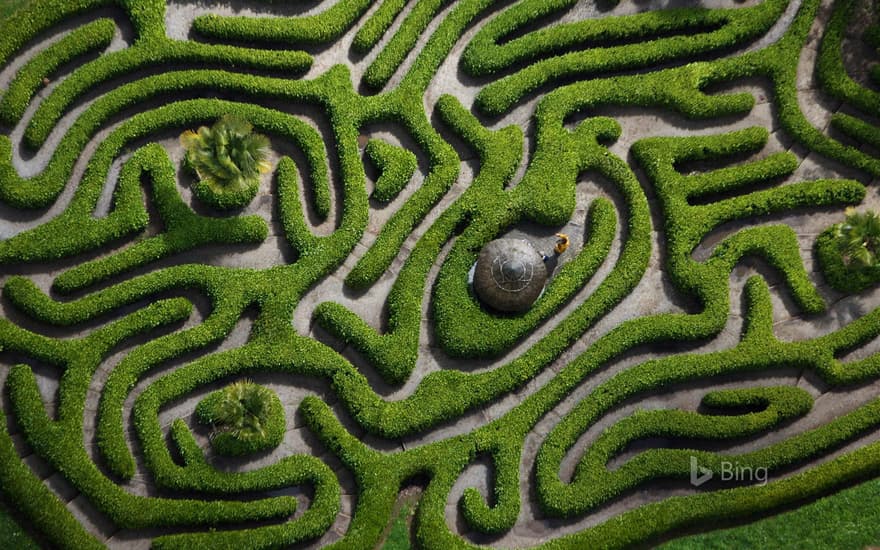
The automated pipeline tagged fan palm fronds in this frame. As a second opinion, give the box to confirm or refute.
[835,208,880,269]
[180,115,272,199]
[209,380,274,442]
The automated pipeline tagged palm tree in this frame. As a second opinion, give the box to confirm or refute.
[835,208,880,269]
[180,115,271,207]
[209,380,274,442]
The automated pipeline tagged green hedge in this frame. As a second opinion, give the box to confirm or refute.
[365,138,418,202]
[467,0,789,115]
[0,409,102,550]
[0,18,115,125]
[3,299,303,530]
[0,0,149,75]
[56,144,268,291]
[0,0,879,547]
[433,197,615,358]
[191,0,372,45]
[817,0,880,155]
[23,42,311,150]
[352,0,409,53]
[362,0,453,89]
[816,0,880,119]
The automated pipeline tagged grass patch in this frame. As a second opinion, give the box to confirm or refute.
[662,476,880,549]
[381,504,413,550]
[0,0,30,19]
[0,501,38,550]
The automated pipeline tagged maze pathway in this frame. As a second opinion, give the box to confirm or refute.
[0,0,879,548]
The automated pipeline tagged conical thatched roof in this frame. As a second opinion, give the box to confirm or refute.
[473,238,547,313]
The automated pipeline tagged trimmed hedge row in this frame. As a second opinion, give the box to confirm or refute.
[362,0,452,89]
[535,277,880,518]
[520,112,864,518]
[467,0,789,115]
[549,381,816,516]
[352,0,410,53]
[295,275,880,549]
[816,0,880,120]
[818,2,880,157]
[0,409,102,550]
[0,73,337,259]
[831,112,880,152]
[55,144,268,291]
[191,0,373,45]
[0,46,375,546]
[92,77,372,482]
[342,93,459,289]
[398,276,880,549]
[365,138,418,202]
[1,0,880,547]
[0,0,164,78]
[0,0,312,150]
[288,77,872,543]
[433,197,616,358]
[2,299,305,531]
[632,126,861,316]
[3,73,314,210]
[0,18,115,125]
[352,99,866,543]
[313,77,857,441]
[316,94,522,382]
[457,0,880,182]
[395,0,498,94]
[460,0,576,75]
[536,437,880,549]
[23,40,312,150]
[132,336,347,548]
[722,0,880,176]
[3,267,348,549]
[319,96,652,431]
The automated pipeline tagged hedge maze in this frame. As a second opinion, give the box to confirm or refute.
[0,0,879,547]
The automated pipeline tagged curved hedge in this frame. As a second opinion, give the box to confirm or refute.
[0,0,878,548]
[466,0,790,115]
[365,138,418,202]
[0,18,115,125]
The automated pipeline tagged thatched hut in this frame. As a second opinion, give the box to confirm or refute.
[473,238,547,313]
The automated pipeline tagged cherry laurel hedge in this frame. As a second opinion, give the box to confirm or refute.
[0,0,879,548]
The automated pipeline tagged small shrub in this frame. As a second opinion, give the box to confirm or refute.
[817,209,880,293]
[834,208,880,269]
[180,115,272,210]
[195,380,285,457]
